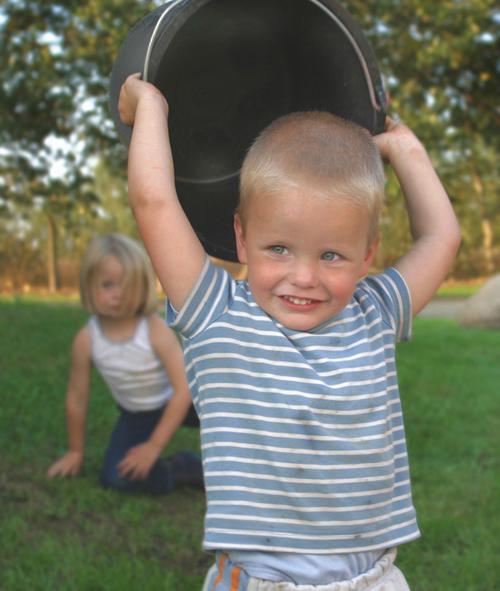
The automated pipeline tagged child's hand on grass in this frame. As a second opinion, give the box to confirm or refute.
[117,441,161,482]
[46,451,83,478]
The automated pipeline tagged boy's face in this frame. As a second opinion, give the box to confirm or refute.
[235,189,379,332]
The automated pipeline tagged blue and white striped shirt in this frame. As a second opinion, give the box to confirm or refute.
[168,256,420,554]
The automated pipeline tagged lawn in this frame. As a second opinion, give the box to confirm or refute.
[0,298,498,590]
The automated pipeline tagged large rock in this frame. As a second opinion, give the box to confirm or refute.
[456,275,500,329]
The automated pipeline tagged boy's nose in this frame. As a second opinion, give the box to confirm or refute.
[289,260,318,288]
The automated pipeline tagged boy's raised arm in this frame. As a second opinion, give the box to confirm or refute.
[374,117,461,317]
[119,74,207,311]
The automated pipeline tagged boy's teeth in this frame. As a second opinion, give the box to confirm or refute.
[286,296,313,305]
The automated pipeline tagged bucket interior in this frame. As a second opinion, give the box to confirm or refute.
[117,0,384,260]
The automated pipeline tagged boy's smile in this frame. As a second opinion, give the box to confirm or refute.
[235,189,379,331]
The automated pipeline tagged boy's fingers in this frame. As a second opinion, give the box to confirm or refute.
[123,72,143,90]
[383,116,399,131]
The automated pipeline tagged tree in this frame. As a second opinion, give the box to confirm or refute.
[0,0,157,291]
[0,0,498,285]
[345,0,500,276]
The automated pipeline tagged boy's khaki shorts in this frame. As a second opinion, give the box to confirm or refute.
[202,547,410,591]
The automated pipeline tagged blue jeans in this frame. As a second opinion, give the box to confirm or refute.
[99,405,203,495]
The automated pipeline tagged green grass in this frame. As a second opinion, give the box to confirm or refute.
[396,318,500,590]
[1,300,499,590]
[0,292,81,304]
[436,283,483,298]
[0,299,210,590]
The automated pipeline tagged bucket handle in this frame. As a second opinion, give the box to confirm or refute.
[143,0,189,82]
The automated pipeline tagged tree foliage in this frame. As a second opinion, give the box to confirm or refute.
[0,0,499,288]
[345,0,500,276]
[0,0,158,289]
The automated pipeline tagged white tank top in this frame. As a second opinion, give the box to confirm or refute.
[88,315,174,412]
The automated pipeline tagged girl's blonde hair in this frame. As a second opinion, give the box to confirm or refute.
[80,233,158,316]
[238,111,385,246]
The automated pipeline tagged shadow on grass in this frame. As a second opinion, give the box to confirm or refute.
[1,460,212,590]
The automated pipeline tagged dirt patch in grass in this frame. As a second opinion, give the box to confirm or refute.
[1,461,213,578]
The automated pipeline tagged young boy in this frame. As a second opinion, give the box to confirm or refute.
[118,73,460,590]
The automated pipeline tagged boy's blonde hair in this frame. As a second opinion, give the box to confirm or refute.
[80,233,158,316]
[238,111,385,246]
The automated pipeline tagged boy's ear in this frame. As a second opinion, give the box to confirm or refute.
[360,235,381,277]
[234,214,248,265]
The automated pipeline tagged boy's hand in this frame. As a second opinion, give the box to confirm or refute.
[117,441,162,482]
[118,73,168,127]
[373,116,423,165]
[46,451,83,478]
[374,115,461,316]
[124,69,207,311]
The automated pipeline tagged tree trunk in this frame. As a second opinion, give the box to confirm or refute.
[471,168,494,277]
[466,121,494,277]
[46,214,59,293]
[481,217,494,276]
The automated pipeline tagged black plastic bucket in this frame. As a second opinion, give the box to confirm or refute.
[110,0,387,261]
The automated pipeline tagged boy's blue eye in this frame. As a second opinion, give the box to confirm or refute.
[271,245,288,255]
[322,251,339,261]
